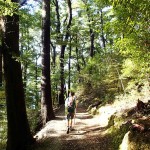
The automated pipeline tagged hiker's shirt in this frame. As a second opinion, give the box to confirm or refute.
[65,96,76,115]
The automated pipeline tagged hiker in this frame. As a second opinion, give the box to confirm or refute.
[65,91,76,134]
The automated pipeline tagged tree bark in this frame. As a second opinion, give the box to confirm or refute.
[2,14,34,150]
[59,0,72,104]
[41,0,55,126]
[68,37,72,93]
[55,0,61,37]
[84,1,95,57]
[100,9,106,48]
[89,27,95,57]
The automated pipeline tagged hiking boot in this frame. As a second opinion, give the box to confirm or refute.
[66,127,69,134]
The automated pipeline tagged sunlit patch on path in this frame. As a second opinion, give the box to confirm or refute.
[32,103,112,150]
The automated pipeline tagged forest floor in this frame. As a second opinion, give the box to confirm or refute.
[30,103,113,150]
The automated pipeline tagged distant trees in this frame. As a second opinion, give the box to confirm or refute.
[0,46,2,86]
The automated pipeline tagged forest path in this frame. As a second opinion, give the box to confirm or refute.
[32,103,112,150]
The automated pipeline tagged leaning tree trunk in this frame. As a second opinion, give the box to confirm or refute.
[41,0,55,126]
[2,14,34,150]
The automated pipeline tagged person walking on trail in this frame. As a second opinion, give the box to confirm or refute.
[65,91,76,134]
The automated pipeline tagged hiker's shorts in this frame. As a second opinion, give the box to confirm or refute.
[67,112,74,120]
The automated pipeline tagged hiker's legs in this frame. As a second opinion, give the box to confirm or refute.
[70,113,75,128]
[67,114,70,126]
[66,112,75,133]
[66,113,71,133]
[67,113,74,127]
[67,119,70,127]
[70,119,73,127]
[66,116,70,134]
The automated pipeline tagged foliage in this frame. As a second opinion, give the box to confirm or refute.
[107,120,130,150]
[0,0,19,16]
[111,0,150,81]
[27,108,40,134]
[19,4,42,108]
[78,0,149,102]
[0,94,6,149]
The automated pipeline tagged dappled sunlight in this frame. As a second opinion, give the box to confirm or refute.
[35,105,105,141]
[98,105,116,127]
[32,103,112,150]
[96,81,150,128]
[33,83,150,149]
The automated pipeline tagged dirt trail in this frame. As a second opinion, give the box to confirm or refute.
[31,103,112,150]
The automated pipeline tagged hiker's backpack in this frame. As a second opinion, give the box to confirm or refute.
[67,97,76,113]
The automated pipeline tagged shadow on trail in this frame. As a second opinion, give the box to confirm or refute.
[30,103,113,150]
[54,116,64,120]
[69,126,108,136]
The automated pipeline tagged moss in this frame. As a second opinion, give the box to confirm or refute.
[0,142,6,150]
[106,115,131,150]
[0,91,5,98]
[107,115,150,150]
[128,131,150,150]
[108,126,129,150]
[107,115,115,128]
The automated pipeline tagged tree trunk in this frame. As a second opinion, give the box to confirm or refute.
[41,0,55,126]
[59,0,72,104]
[59,45,66,104]
[55,0,61,38]
[84,2,95,57]
[68,37,72,93]
[89,27,95,57]
[2,14,34,150]
[75,35,80,73]
[100,9,106,48]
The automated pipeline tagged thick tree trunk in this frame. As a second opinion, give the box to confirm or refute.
[59,0,72,104]
[41,0,55,126]
[55,0,61,37]
[59,45,66,104]
[2,14,34,150]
